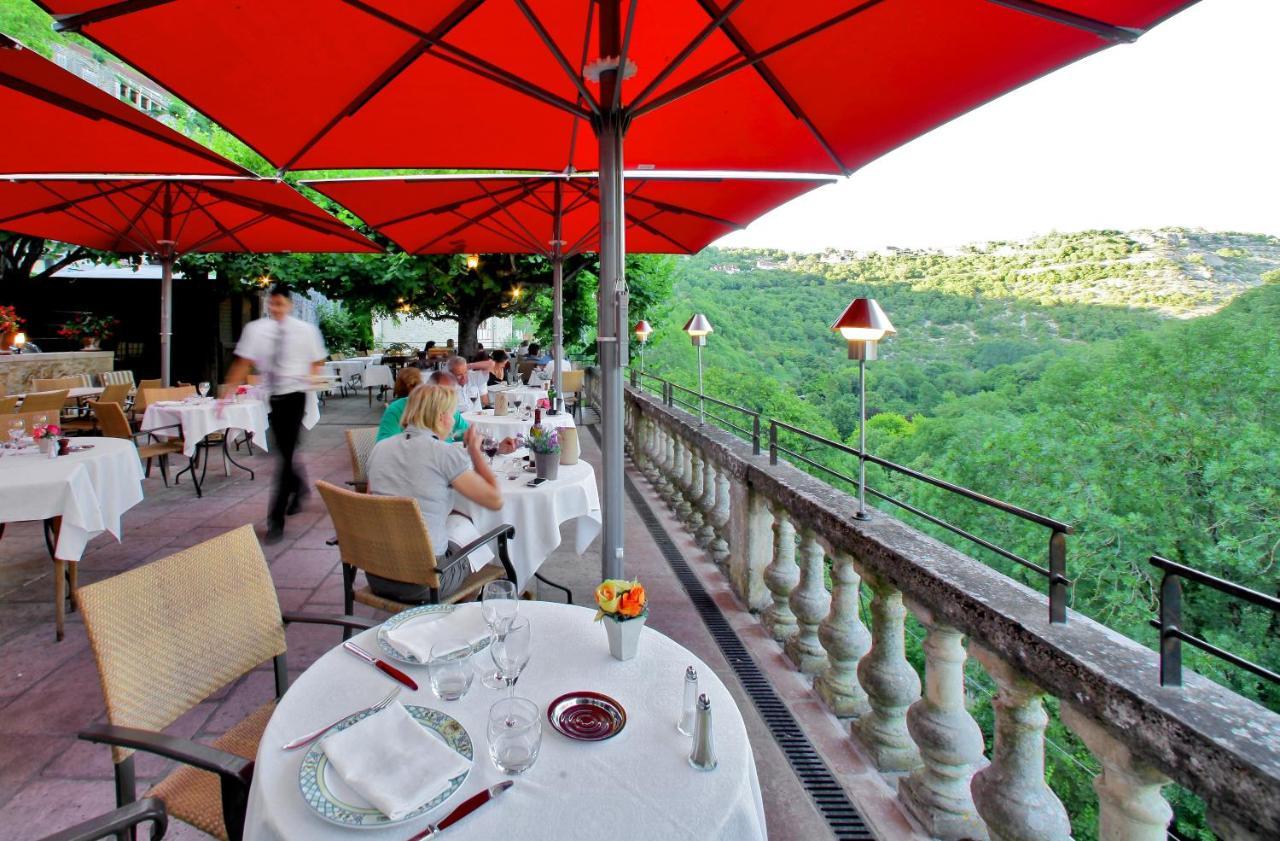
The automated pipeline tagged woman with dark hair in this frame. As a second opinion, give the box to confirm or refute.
[487,349,510,386]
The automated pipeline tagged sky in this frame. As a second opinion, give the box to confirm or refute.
[718,0,1279,253]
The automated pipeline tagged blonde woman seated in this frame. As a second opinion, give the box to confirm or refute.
[365,384,503,602]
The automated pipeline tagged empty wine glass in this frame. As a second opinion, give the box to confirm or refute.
[480,581,518,689]
[490,616,531,699]
[488,697,541,775]
[198,381,210,398]
[6,417,24,449]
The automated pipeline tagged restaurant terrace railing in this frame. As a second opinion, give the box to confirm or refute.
[592,371,1280,841]
[628,368,1073,623]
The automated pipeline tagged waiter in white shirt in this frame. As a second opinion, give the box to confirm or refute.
[224,283,327,542]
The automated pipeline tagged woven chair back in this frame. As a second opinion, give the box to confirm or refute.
[90,401,133,440]
[31,376,82,392]
[0,396,17,414]
[19,390,69,413]
[77,525,286,762]
[316,480,441,587]
[98,382,132,406]
[560,370,585,394]
[143,386,197,404]
[101,370,135,387]
[344,427,378,487]
[132,379,163,412]
[517,361,537,384]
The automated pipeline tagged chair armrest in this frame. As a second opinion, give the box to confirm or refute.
[132,423,182,441]
[78,723,252,781]
[281,612,377,632]
[37,797,168,841]
[449,525,517,584]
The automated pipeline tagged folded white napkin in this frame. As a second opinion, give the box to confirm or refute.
[321,702,471,820]
[384,605,492,662]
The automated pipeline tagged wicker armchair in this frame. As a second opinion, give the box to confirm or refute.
[0,395,18,413]
[37,798,167,841]
[19,389,70,414]
[75,525,374,841]
[344,427,378,493]
[130,379,163,422]
[31,376,83,392]
[97,382,133,407]
[92,401,185,486]
[561,370,585,421]
[315,480,516,634]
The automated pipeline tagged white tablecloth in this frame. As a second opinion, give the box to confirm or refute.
[452,458,599,590]
[362,364,395,390]
[324,360,369,385]
[0,437,144,561]
[141,399,271,458]
[243,602,767,841]
[461,409,576,443]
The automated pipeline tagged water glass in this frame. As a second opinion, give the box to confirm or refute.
[488,697,541,775]
[428,638,474,701]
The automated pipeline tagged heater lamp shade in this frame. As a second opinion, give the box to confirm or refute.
[634,320,653,343]
[683,314,713,338]
[832,298,895,343]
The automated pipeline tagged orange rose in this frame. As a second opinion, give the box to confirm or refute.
[617,584,646,618]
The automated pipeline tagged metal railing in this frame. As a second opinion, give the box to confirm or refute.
[625,368,1073,623]
[1150,554,1280,687]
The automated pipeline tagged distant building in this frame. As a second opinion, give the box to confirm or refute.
[374,314,517,350]
[52,43,172,119]
[709,263,742,274]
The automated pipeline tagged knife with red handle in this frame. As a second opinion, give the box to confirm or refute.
[342,641,418,691]
[406,782,513,839]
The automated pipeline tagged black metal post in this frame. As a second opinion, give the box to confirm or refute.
[769,421,778,465]
[1049,528,1068,624]
[1159,571,1183,686]
[752,414,761,456]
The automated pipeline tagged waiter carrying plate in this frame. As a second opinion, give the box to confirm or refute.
[224,283,327,542]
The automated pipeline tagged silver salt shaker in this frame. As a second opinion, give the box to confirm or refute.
[689,693,718,771]
[678,666,698,736]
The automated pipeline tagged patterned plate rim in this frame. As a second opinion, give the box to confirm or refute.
[298,704,472,829]
[375,605,491,665]
[546,690,628,742]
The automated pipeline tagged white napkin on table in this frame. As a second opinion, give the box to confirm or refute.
[383,606,492,662]
[320,702,471,820]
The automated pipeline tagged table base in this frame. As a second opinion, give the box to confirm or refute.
[174,433,257,497]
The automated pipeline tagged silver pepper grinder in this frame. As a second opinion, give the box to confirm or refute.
[678,666,698,735]
[688,693,718,771]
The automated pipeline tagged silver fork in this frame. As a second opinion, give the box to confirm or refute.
[281,687,400,751]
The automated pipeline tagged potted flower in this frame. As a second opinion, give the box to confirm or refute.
[32,423,62,457]
[524,426,560,480]
[594,579,648,661]
[57,313,119,351]
[0,305,23,351]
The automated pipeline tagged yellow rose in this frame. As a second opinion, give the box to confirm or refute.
[595,581,620,614]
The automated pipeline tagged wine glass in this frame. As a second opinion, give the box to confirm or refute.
[490,616,531,699]
[6,417,24,450]
[198,381,210,399]
[480,581,518,689]
[482,433,498,464]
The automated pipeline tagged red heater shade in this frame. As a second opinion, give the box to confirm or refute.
[305,172,834,255]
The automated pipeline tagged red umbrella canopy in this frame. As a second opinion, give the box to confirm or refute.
[0,178,380,254]
[305,172,834,255]
[38,0,1196,174]
[0,34,245,177]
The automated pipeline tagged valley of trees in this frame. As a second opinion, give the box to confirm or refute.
[639,231,1280,840]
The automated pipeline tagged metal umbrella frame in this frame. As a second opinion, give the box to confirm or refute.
[40,0,1201,578]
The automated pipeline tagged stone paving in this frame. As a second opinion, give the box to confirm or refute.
[0,395,836,841]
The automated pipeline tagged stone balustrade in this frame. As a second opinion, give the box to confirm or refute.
[623,384,1280,841]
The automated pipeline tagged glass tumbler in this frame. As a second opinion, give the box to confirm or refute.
[428,638,474,701]
[488,697,541,775]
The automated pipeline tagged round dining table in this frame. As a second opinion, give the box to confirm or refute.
[461,408,575,442]
[141,397,271,458]
[452,458,601,591]
[243,601,768,841]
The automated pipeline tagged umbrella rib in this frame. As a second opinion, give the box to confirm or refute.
[368,181,530,229]
[50,0,181,32]
[170,182,254,253]
[0,179,140,226]
[460,208,544,253]
[611,0,639,110]
[982,0,1143,42]
[626,0,751,112]
[562,0,596,172]
[193,182,372,246]
[631,0,886,123]
[0,70,242,175]
[167,182,208,247]
[511,0,601,116]
[567,178,699,254]
[410,182,542,252]
[30,180,153,252]
[340,0,591,121]
[98,180,165,252]
[478,181,554,252]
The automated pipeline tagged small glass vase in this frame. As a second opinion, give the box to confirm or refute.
[603,614,646,661]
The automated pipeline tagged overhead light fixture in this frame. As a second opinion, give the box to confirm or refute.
[466,254,480,270]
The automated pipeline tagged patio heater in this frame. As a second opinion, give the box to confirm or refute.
[633,320,653,377]
[683,314,713,425]
[832,298,895,520]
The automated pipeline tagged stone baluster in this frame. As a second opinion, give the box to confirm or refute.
[708,466,732,568]
[670,436,689,513]
[899,601,988,841]
[1060,704,1172,841]
[785,531,830,674]
[970,645,1072,841]
[658,426,677,501]
[696,456,717,548]
[814,550,871,718]
[640,418,658,481]
[727,478,774,611]
[761,503,799,642]
[854,568,922,772]
[683,447,705,533]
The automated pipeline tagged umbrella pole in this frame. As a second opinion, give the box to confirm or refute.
[160,252,174,387]
[552,253,564,397]
[597,113,627,581]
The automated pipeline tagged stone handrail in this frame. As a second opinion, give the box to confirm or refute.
[621,382,1280,840]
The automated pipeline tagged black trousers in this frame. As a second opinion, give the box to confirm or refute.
[268,391,307,528]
